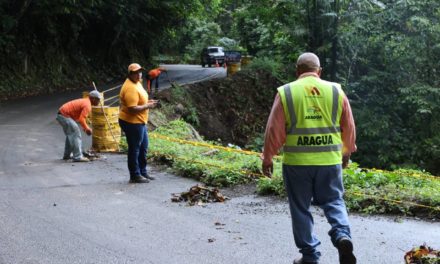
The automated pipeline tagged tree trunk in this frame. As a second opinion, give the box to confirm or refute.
[24,54,28,75]
[330,0,339,81]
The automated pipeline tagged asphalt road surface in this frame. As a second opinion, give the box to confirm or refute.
[101,64,227,106]
[0,65,439,264]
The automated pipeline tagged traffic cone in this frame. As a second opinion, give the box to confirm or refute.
[215,60,219,68]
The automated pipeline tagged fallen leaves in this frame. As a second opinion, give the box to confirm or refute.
[405,244,439,264]
[171,184,229,206]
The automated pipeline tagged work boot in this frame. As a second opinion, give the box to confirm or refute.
[337,237,356,264]
[293,257,319,264]
[129,175,149,184]
[143,174,155,180]
[73,157,90,162]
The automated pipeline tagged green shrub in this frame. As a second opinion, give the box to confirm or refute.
[121,119,440,219]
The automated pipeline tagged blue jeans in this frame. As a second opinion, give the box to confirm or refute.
[119,119,148,178]
[282,164,351,262]
[152,77,159,90]
[56,114,83,160]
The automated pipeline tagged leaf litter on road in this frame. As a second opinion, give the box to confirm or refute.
[171,184,229,206]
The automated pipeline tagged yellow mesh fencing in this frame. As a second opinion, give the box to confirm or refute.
[91,106,120,152]
[88,86,440,213]
[149,133,440,213]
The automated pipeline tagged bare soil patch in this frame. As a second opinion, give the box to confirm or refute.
[156,69,283,147]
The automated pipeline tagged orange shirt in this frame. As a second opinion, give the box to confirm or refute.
[262,73,357,166]
[119,78,149,124]
[147,68,163,92]
[59,98,92,131]
[148,68,162,79]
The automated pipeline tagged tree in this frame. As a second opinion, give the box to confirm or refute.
[0,0,205,98]
[338,0,440,173]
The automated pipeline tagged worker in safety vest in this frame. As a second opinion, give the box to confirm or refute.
[147,67,167,97]
[261,52,357,264]
[56,91,102,162]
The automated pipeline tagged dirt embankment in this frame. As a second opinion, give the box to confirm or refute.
[157,69,283,147]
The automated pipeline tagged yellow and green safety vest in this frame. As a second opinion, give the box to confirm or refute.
[278,76,344,165]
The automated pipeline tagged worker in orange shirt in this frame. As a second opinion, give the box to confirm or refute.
[147,67,167,97]
[262,52,357,264]
[56,91,101,162]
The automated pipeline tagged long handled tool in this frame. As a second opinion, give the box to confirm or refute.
[92,82,120,152]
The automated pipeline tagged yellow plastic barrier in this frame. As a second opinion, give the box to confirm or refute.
[82,91,104,125]
[91,106,120,152]
[150,133,262,156]
[241,55,253,67]
[227,62,241,76]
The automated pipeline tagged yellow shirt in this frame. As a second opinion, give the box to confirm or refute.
[119,78,149,124]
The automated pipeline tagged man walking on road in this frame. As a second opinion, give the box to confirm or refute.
[261,52,357,264]
[56,91,101,162]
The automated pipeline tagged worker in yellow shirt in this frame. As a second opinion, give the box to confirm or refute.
[119,63,159,183]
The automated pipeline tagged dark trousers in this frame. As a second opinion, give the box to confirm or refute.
[152,77,159,90]
[147,77,160,98]
[152,77,159,95]
[119,119,149,178]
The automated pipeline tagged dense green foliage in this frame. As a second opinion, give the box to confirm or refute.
[169,0,440,174]
[338,0,440,174]
[122,119,262,187]
[0,0,204,98]
[121,119,440,219]
[2,0,439,173]
[259,162,440,219]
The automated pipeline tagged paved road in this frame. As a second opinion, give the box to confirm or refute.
[158,64,227,86]
[0,65,439,264]
[101,64,227,106]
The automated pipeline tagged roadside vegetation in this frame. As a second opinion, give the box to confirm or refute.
[2,0,439,216]
[119,75,440,220]
[2,0,439,175]
[121,118,440,220]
